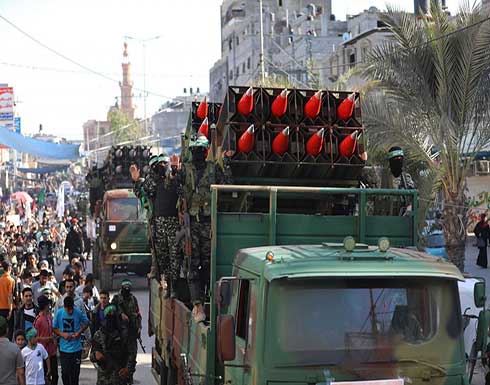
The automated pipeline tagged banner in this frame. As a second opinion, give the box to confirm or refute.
[0,87,14,121]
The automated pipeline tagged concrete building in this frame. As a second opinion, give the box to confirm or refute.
[209,1,392,99]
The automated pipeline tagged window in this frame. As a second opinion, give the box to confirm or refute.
[242,62,246,73]
[278,0,283,6]
[229,70,233,80]
[107,198,139,221]
[235,280,250,340]
[229,38,233,51]
[247,57,251,69]
[236,67,239,77]
[236,36,240,46]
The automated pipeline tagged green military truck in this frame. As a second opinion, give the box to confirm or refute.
[89,146,152,290]
[93,188,150,290]
[149,87,488,385]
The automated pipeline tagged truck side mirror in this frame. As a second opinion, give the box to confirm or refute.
[216,279,232,307]
[217,315,236,362]
[474,281,486,308]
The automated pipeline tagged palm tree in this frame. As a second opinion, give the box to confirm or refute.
[362,2,490,271]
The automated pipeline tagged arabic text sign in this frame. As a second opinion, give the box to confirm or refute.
[333,380,404,385]
[0,87,14,121]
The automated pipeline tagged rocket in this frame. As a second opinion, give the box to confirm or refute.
[237,87,254,116]
[272,126,290,155]
[337,92,356,121]
[271,89,288,118]
[306,128,324,156]
[237,124,255,153]
[304,90,322,120]
[339,130,359,158]
[196,96,208,120]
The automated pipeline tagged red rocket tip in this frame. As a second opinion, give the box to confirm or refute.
[304,90,322,120]
[271,89,288,118]
[237,124,255,153]
[237,87,254,116]
[272,126,290,156]
[196,96,208,120]
[306,128,324,156]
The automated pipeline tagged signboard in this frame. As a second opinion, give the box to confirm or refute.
[332,380,404,385]
[14,117,21,134]
[0,87,14,121]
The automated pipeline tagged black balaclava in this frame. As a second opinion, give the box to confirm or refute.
[388,146,404,178]
[191,147,207,168]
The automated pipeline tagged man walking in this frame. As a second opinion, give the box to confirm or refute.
[0,315,25,385]
[14,287,39,333]
[90,290,110,335]
[111,279,140,383]
[90,304,132,385]
[34,295,58,385]
[53,296,89,385]
[0,261,16,340]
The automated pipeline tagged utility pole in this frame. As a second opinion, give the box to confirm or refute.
[259,0,266,84]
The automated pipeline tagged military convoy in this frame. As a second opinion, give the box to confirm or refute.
[88,146,152,290]
[146,86,487,385]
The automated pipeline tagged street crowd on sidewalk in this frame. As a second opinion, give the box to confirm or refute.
[0,198,141,385]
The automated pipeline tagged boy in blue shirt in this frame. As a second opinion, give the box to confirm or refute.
[53,296,89,385]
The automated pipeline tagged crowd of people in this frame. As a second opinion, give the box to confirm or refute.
[0,202,142,385]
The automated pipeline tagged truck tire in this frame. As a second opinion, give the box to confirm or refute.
[99,263,113,291]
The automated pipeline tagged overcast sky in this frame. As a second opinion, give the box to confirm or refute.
[0,0,463,140]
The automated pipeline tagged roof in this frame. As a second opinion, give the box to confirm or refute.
[342,27,391,46]
[234,244,463,282]
[103,189,136,200]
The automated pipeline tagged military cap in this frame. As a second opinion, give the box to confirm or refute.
[388,147,404,159]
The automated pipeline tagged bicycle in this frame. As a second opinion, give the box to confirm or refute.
[463,307,489,383]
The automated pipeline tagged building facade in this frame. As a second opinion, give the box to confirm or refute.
[209,1,393,100]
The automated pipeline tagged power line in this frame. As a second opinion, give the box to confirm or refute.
[0,13,177,101]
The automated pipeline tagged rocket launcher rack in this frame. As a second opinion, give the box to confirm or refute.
[208,86,367,187]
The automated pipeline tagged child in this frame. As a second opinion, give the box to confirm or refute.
[14,329,26,350]
[22,328,51,385]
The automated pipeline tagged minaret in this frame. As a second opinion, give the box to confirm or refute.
[120,42,135,120]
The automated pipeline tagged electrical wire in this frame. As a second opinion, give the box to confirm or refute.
[0,13,177,100]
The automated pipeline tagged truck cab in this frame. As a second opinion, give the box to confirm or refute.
[93,189,150,290]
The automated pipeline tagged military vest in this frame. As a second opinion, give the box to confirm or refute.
[184,162,219,218]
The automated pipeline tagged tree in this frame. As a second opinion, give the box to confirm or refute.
[362,2,490,271]
[108,109,143,144]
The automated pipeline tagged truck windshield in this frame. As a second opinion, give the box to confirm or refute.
[266,278,461,367]
[107,198,140,221]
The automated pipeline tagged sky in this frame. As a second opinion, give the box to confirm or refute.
[0,0,463,140]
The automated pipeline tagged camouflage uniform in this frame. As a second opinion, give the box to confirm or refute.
[112,291,141,381]
[182,159,232,305]
[134,165,180,282]
[90,308,132,385]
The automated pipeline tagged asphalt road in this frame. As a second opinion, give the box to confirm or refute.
[54,259,154,385]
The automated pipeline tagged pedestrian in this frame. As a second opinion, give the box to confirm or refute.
[15,287,39,333]
[14,329,26,350]
[90,304,133,385]
[90,290,110,335]
[53,296,89,385]
[475,213,489,268]
[181,134,232,321]
[54,278,85,315]
[0,315,25,385]
[34,295,58,385]
[0,261,16,340]
[131,154,180,294]
[31,269,60,305]
[64,222,83,265]
[22,327,50,385]
[111,279,140,383]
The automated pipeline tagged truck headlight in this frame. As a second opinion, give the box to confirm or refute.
[110,242,117,250]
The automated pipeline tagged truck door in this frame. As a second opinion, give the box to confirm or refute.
[225,277,257,385]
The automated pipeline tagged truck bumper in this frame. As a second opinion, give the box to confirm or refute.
[103,253,151,265]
